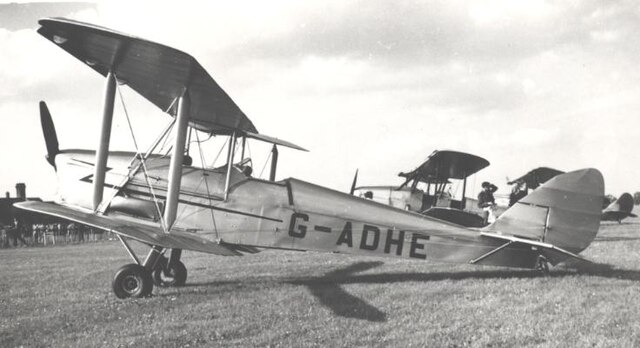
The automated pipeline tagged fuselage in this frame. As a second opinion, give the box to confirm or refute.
[53,150,545,269]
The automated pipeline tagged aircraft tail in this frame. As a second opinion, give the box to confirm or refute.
[483,168,604,255]
[602,192,637,221]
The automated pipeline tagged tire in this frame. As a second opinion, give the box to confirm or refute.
[152,260,187,287]
[536,256,550,275]
[112,264,154,299]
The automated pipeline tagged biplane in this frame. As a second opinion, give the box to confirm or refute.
[509,167,635,223]
[602,193,637,223]
[507,167,565,190]
[16,18,605,299]
[353,150,492,227]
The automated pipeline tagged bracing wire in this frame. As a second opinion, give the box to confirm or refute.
[190,132,214,146]
[259,150,272,179]
[116,84,168,232]
[158,124,175,157]
[195,131,219,239]
[246,138,252,160]
[208,136,228,168]
[185,127,192,155]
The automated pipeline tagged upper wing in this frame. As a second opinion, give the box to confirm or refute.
[15,201,240,256]
[245,132,308,152]
[37,17,256,135]
[507,167,565,189]
[399,149,490,184]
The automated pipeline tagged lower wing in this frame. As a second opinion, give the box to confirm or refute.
[14,201,240,256]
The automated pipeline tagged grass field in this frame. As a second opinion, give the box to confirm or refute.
[2,217,640,347]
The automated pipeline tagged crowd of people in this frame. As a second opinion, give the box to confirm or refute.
[0,220,111,248]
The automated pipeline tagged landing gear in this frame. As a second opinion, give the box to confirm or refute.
[152,256,187,287]
[112,237,188,298]
[112,264,153,299]
[536,255,550,275]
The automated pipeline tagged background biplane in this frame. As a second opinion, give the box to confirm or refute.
[507,167,566,190]
[602,192,637,223]
[16,18,605,299]
[509,167,636,223]
[353,150,493,227]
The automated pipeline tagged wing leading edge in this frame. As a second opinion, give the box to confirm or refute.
[14,201,240,256]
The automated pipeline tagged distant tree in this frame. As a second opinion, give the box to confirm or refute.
[603,194,617,208]
[634,192,640,205]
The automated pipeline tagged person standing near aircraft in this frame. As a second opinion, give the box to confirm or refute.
[509,180,528,207]
[7,219,28,247]
[478,182,498,224]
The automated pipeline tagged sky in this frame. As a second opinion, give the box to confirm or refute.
[0,0,639,201]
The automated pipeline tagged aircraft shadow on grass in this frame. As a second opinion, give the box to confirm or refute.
[181,260,640,322]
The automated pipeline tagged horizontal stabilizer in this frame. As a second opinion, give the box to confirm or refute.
[15,201,240,256]
[479,232,592,266]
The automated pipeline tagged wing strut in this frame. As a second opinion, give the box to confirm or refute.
[269,144,278,181]
[223,131,237,201]
[93,71,117,211]
[116,234,141,265]
[461,170,467,209]
[469,240,515,264]
[194,130,220,240]
[164,92,191,230]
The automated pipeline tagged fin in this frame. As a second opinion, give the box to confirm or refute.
[483,168,604,254]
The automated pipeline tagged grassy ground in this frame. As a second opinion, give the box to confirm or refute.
[2,218,640,347]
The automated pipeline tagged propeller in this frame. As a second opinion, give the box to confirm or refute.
[39,101,60,168]
[349,169,359,195]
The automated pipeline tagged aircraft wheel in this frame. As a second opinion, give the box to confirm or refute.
[152,260,187,287]
[536,256,550,275]
[112,264,153,299]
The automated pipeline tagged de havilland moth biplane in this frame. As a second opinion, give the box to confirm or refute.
[509,167,636,223]
[17,18,605,299]
[602,193,637,223]
[353,150,494,228]
[507,167,566,191]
